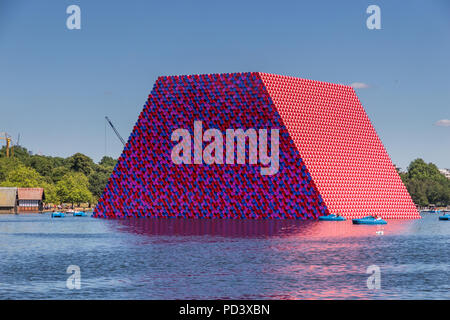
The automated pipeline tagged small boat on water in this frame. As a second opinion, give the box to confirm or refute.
[421,209,442,213]
[318,214,346,221]
[438,214,450,221]
[73,211,87,217]
[352,216,387,225]
[51,212,65,218]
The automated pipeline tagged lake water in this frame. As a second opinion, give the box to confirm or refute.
[0,213,448,299]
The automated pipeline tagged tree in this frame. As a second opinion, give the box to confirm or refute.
[0,164,48,188]
[0,145,117,207]
[26,155,54,178]
[407,159,446,182]
[0,164,58,204]
[406,178,428,207]
[51,166,70,184]
[88,169,111,199]
[99,156,117,168]
[56,172,93,207]
[0,145,31,161]
[66,153,94,176]
[44,184,59,205]
[404,158,450,207]
[0,157,24,182]
[52,156,66,168]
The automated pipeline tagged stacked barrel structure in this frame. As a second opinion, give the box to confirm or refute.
[94,72,420,220]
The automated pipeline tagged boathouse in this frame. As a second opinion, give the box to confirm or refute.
[0,187,18,214]
[17,188,45,213]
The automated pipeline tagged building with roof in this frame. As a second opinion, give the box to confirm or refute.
[439,168,450,180]
[17,188,45,213]
[0,187,18,214]
[94,72,420,220]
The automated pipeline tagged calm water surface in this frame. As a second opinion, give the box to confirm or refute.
[0,213,448,299]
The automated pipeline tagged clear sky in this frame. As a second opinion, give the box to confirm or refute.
[1,0,449,170]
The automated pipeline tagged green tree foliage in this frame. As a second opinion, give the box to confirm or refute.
[0,145,31,160]
[66,153,94,176]
[56,172,93,206]
[0,164,48,188]
[401,158,450,207]
[99,156,117,168]
[0,163,59,204]
[0,157,23,181]
[26,155,55,178]
[88,165,113,199]
[50,166,70,184]
[0,146,116,206]
[86,157,116,201]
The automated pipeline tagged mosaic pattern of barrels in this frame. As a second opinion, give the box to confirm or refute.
[94,72,420,219]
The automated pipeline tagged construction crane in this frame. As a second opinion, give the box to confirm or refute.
[0,132,13,158]
[105,116,125,146]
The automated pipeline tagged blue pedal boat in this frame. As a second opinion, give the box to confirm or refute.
[51,212,65,218]
[438,214,450,221]
[421,210,441,213]
[73,211,87,217]
[318,214,346,221]
[352,216,387,225]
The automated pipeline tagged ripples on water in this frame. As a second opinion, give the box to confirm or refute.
[0,213,448,299]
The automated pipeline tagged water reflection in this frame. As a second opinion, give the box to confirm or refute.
[114,218,312,238]
[113,217,413,239]
[1,213,448,299]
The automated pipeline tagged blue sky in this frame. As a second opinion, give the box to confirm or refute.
[0,0,449,170]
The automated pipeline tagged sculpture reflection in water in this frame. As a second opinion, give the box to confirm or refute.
[113,217,412,239]
[114,218,313,238]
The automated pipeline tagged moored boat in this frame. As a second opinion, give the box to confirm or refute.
[421,209,442,213]
[51,212,65,218]
[318,214,346,221]
[352,216,387,225]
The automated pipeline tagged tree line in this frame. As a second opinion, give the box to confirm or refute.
[398,159,450,207]
[0,145,116,206]
[0,146,449,208]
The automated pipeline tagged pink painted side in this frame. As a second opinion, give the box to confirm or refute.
[260,73,419,219]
